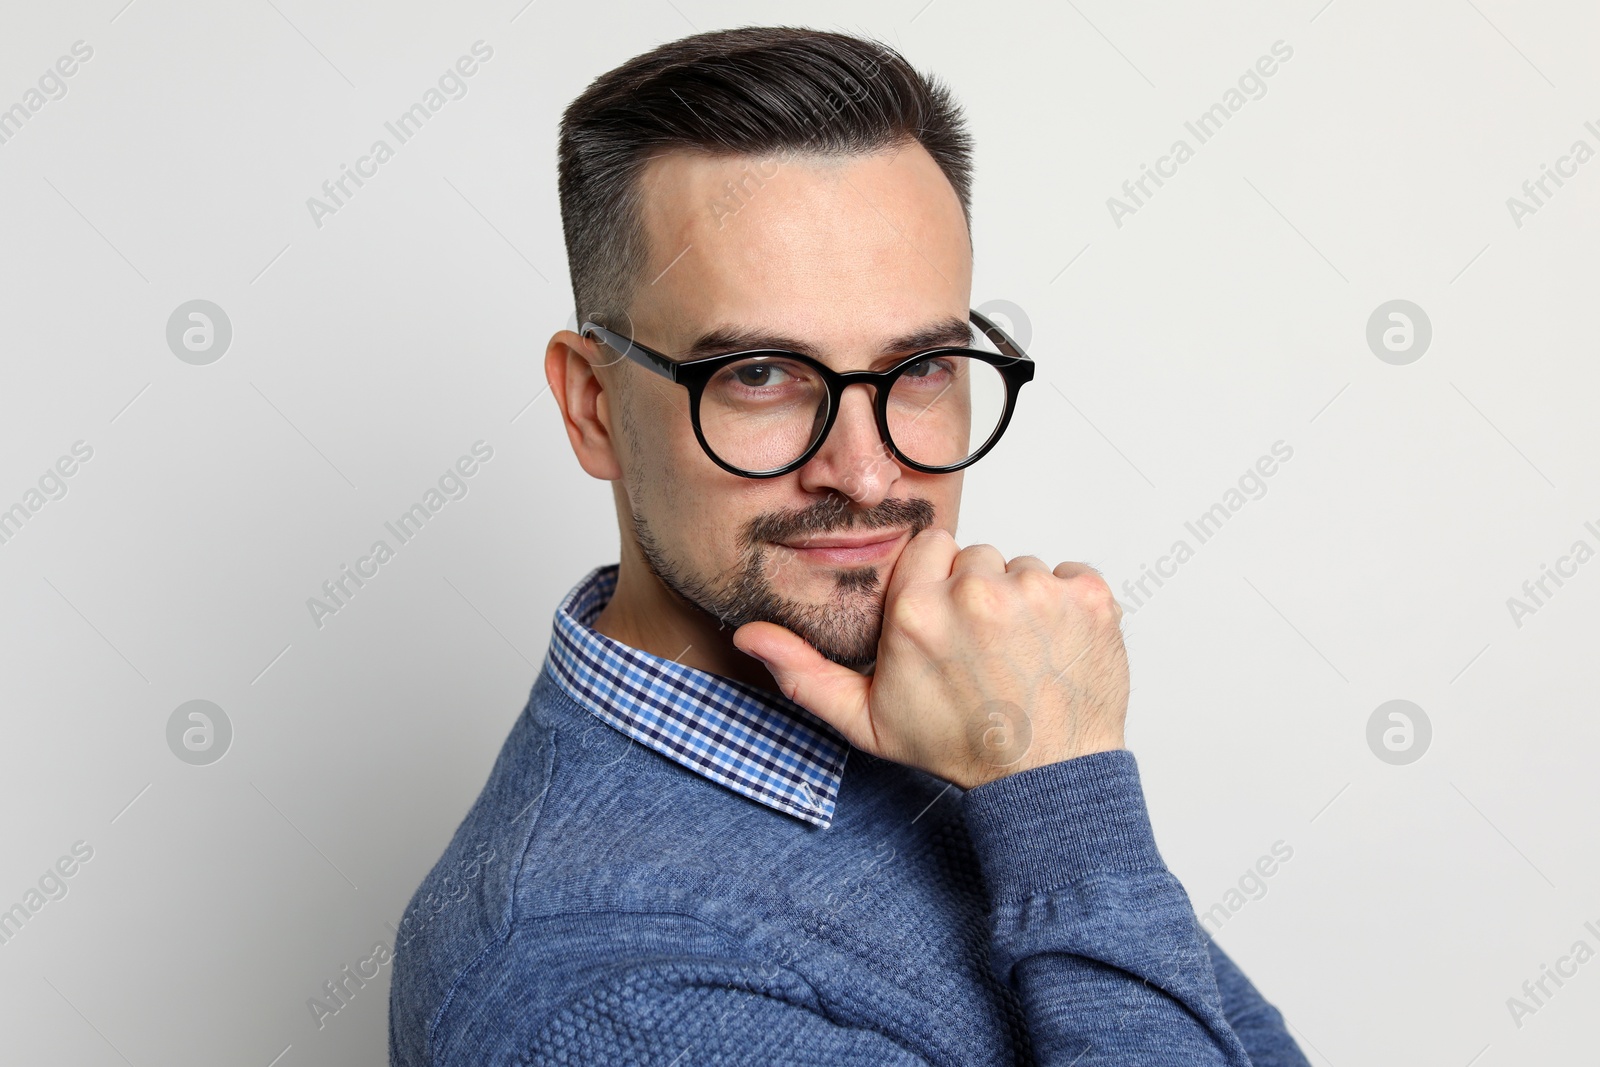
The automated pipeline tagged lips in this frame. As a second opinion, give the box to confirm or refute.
[777,529,907,550]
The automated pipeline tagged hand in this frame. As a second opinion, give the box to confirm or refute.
[732,527,1130,789]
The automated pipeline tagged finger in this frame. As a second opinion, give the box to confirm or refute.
[1052,561,1123,623]
[731,621,875,749]
[949,542,1006,578]
[1006,554,1051,574]
[884,525,961,605]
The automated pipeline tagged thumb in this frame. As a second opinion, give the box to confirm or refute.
[733,620,875,750]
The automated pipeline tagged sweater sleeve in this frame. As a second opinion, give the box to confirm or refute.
[960,749,1309,1066]
[1203,935,1311,1066]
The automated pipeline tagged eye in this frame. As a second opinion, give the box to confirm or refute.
[902,357,957,380]
[716,357,814,394]
[731,362,792,389]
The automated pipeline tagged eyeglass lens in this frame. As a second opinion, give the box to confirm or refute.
[697,352,1009,474]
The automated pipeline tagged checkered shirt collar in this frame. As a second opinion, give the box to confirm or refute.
[546,564,850,829]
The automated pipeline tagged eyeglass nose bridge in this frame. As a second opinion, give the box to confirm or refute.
[782,363,938,481]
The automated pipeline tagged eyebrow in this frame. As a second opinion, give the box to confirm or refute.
[679,316,974,365]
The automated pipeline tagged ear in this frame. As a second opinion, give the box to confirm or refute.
[546,330,624,481]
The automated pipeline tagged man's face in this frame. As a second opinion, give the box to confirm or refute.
[605,141,973,669]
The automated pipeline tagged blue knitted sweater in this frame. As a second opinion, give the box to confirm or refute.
[389,661,1308,1065]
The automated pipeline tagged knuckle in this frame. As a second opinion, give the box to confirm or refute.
[1015,567,1057,605]
[1071,571,1119,617]
[885,588,930,635]
[949,572,1003,618]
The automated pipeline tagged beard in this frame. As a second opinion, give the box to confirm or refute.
[632,492,937,670]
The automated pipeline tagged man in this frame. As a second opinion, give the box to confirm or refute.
[390,26,1308,1066]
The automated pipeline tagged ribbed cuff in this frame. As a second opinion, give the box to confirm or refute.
[960,749,1165,900]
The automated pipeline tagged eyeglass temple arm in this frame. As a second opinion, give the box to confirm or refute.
[968,308,1029,362]
[580,322,678,381]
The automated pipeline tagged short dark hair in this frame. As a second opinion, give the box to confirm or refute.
[556,26,973,329]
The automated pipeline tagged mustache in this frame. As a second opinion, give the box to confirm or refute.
[742,495,936,548]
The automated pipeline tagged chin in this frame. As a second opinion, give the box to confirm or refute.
[795,610,884,671]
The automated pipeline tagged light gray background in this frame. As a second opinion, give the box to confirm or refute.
[2,1,1596,1064]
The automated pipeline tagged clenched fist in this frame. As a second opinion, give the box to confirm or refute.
[733,527,1130,789]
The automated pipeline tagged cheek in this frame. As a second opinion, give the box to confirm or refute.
[631,383,704,469]
[901,471,958,520]
[619,391,677,485]
[626,401,736,557]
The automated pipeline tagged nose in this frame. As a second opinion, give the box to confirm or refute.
[795,380,902,504]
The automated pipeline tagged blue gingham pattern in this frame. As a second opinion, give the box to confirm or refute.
[547,564,850,828]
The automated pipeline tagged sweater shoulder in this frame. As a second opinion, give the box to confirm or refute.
[390,670,992,1065]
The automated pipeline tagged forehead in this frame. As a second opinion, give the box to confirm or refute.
[629,142,972,351]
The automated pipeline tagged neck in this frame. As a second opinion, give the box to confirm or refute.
[591,549,780,697]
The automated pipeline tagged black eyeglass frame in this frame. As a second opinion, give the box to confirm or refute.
[580,308,1036,479]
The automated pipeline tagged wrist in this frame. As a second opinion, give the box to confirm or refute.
[1011,733,1127,777]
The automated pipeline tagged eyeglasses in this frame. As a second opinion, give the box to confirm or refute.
[580,308,1035,479]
